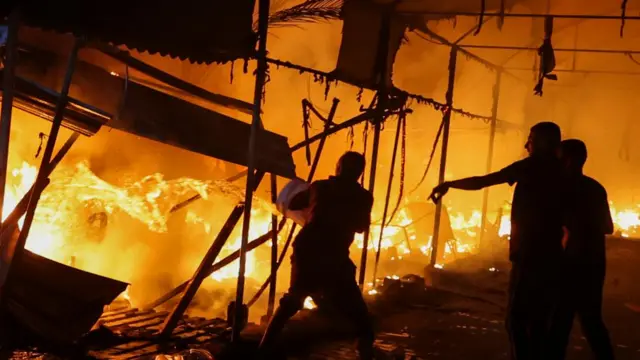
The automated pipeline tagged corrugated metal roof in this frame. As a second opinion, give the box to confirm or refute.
[1,0,257,64]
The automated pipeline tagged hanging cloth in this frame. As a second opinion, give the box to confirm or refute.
[534,16,557,96]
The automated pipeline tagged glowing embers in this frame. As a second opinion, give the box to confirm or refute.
[365,274,427,301]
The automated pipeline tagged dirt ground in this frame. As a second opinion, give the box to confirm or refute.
[4,252,640,359]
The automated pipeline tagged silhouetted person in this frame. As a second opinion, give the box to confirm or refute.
[430,122,565,360]
[548,139,615,360]
[259,151,375,359]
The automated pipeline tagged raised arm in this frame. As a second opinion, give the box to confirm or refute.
[430,164,519,203]
[448,171,512,191]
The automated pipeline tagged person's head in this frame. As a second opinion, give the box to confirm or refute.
[560,139,587,174]
[336,151,366,181]
[525,122,562,156]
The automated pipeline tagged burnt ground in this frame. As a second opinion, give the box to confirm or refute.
[3,254,640,359]
[262,265,640,360]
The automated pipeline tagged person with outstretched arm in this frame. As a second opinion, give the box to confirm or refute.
[548,139,615,360]
[258,151,375,359]
[430,122,566,360]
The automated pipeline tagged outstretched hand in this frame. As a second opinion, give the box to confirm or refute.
[429,182,450,204]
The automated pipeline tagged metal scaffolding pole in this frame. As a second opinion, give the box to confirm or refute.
[266,173,278,320]
[0,38,82,292]
[479,69,503,248]
[397,11,640,21]
[358,4,393,289]
[232,0,271,341]
[0,10,20,223]
[372,113,403,283]
[459,44,640,55]
[430,47,458,268]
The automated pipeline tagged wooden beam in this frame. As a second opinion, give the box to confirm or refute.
[159,171,265,337]
[143,225,280,310]
[232,0,271,340]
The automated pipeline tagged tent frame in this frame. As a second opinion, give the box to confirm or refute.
[3,1,640,346]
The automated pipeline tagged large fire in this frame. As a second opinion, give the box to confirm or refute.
[3,153,639,315]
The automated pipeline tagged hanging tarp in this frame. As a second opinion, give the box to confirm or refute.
[0,0,257,64]
[12,45,297,179]
[333,0,407,89]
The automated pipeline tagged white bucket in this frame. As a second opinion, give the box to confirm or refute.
[276,179,311,226]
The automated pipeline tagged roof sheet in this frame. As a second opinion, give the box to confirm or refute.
[1,0,257,64]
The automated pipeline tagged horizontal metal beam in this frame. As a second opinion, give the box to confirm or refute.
[397,11,640,21]
[459,44,640,55]
[505,67,640,76]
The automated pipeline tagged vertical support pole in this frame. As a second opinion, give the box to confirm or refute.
[372,113,403,283]
[479,69,502,248]
[246,98,339,310]
[266,173,278,319]
[430,47,458,268]
[233,0,271,342]
[0,38,81,294]
[0,10,20,223]
[358,4,393,289]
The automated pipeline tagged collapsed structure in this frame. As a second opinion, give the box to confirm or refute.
[1,0,640,357]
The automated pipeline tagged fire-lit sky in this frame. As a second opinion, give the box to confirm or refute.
[5,0,640,320]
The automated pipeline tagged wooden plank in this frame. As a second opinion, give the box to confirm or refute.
[101,306,132,317]
[100,310,153,326]
[105,311,166,329]
[99,308,142,322]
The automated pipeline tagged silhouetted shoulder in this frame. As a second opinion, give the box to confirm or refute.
[497,158,531,186]
[361,187,374,205]
[582,176,607,197]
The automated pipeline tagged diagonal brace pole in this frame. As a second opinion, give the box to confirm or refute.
[160,171,265,337]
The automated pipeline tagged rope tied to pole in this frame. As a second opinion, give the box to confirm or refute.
[409,118,445,195]
[474,0,486,35]
[361,119,370,186]
[371,111,404,283]
[302,100,312,165]
[498,0,506,30]
[383,110,407,227]
[621,0,629,37]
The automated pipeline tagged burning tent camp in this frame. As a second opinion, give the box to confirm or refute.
[0,0,300,345]
[2,0,640,355]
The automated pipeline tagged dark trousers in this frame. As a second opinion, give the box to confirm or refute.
[548,265,614,360]
[259,258,374,359]
[506,261,558,360]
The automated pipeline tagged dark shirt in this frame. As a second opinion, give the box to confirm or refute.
[496,154,566,264]
[564,175,613,268]
[289,176,373,261]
